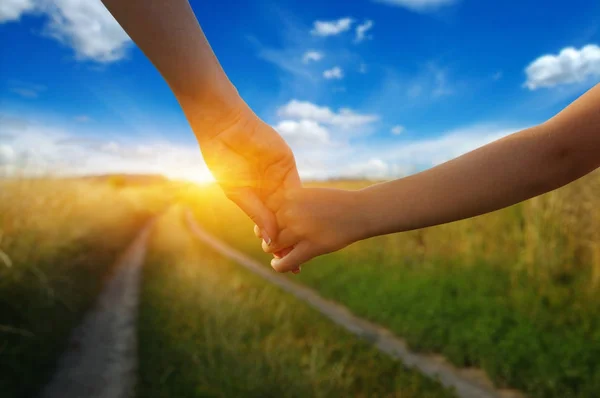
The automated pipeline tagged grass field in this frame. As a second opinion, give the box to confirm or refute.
[137,206,455,398]
[0,177,172,398]
[182,170,600,398]
[2,171,598,397]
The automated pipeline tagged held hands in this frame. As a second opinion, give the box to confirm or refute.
[194,105,301,245]
[191,102,364,273]
[259,188,370,273]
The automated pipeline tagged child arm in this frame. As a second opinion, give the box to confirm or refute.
[358,83,600,238]
[270,84,600,272]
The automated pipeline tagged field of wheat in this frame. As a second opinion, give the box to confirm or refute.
[137,206,454,397]
[182,170,600,397]
[0,177,173,397]
[1,170,598,397]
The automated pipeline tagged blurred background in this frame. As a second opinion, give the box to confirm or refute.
[1,0,599,397]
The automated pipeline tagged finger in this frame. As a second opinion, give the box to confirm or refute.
[259,156,296,197]
[265,192,288,231]
[263,168,299,222]
[283,165,302,190]
[226,187,278,245]
[253,224,262,239]
[291,267,301,274]
[260,161,301,210]
[262,229,298,254]
[273,246,293,259]
[265,190,284,216]
[271,241,317,273]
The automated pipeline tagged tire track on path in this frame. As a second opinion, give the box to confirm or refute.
[39,218,155,398]
[185,209,525,398]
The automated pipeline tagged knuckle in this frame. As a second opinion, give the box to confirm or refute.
[283,208,295,220]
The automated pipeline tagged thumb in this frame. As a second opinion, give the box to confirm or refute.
[284,166,302,190]
[225,187,278,245]
[270,241,316,273]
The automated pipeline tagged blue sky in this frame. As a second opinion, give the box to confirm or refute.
[1,0,599,181]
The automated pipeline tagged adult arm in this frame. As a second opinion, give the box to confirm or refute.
[101,0,301,244]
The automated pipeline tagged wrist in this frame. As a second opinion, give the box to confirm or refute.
[178,87,252,142]
[347,188,377,243]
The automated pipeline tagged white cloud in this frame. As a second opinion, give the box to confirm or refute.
[302,50,324,64]
[0,116,213,183]
[1,117,524,182]
[294,123,525,180]
[295,124,522,179]
[294,124,522,179]
[524,44,600,90]
[323,66,344,80]
[0,0,36,22]
[374,0,457,12]
[286,123,520,180]
[0,117,522,184]
[0,144,16,166]
[391,125,404,135]
[379,124,524,167]
[274,119,331,146]
[278,100,333,122]
[44,0,132,62]
[0,0,131,63]
[273,100,380,173]
[311,17,353,37]
[342,158,389,179]
[277,100,379,128]
[355,20,374,43]
[0,0,37,23]
[333,108,379,128]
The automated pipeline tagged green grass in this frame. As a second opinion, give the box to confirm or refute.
[0,178,172,398]
[3,171,596,397]
[181,171,600,397]
[137,207,456,398]
[296,254,600,397]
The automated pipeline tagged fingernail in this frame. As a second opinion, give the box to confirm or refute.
[270,258,280,270]
[261,231,272,246]
[254,225,261,239]
[292,267,301,274]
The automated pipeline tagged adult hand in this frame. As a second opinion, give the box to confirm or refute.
[99,0,299,255]
[195,105,301,245]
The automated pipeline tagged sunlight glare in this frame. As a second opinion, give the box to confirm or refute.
[166,166,216,185]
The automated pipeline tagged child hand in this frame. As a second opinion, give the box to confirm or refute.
[263,188,368,273]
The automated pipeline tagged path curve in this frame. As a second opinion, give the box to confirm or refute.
[39,219,155,398]
[185,209,525,398]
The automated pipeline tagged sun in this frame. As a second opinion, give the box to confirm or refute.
[166,166,216,185]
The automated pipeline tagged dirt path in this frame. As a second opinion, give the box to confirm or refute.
[39,219,155,398]
[185,210,525,398]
